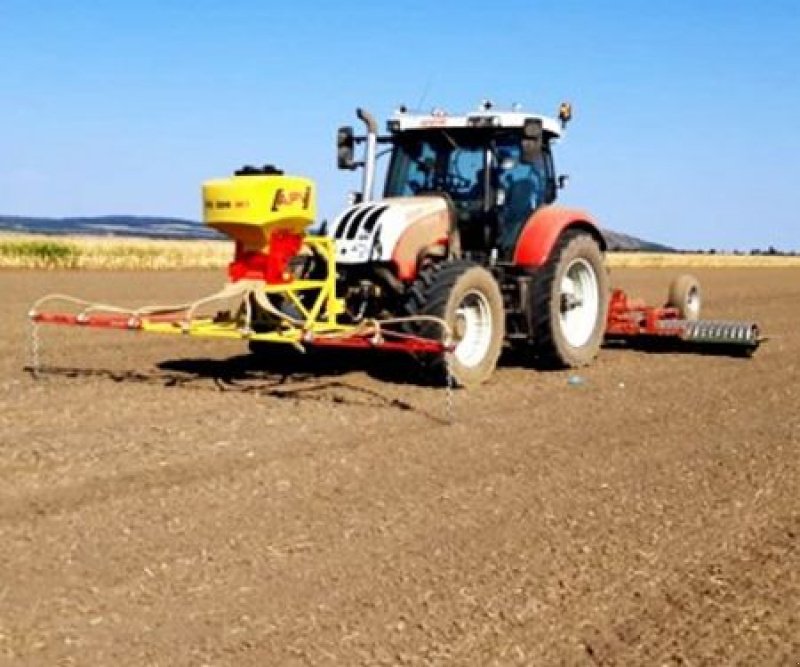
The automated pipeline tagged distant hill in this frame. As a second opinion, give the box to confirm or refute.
[601,229,674,252]
[0,215,673,252]
[0,215,223,241]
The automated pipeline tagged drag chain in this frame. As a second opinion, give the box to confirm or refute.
[444,351,455,424]
[29,316,41,378]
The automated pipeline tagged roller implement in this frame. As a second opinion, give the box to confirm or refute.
[30,102,761,386]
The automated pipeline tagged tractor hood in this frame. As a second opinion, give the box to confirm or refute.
[330,197,452,277]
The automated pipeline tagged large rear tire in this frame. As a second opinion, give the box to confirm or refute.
[404,260,504,387]
[531,230,609,367]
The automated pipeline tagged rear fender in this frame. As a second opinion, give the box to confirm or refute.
[512,205,606,268]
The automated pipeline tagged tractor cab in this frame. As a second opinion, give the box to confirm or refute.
[336,102,570,260]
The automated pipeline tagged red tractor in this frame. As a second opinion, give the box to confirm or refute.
[328,101,609,385]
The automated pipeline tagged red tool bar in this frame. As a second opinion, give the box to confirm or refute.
[30,312,450,354]
[31,312,144,330]
[307,335,450,354]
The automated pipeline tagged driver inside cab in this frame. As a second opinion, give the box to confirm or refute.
[494,149,544,253]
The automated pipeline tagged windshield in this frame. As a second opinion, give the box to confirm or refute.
[384,133,486,199]
[384,130,551,252]
[385,131,548,201]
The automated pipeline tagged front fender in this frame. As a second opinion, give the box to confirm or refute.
[511,205,606,267]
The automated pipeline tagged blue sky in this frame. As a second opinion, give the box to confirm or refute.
[1,0,798,250]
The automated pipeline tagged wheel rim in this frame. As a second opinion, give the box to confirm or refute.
[453,290,493,368]
[559,258,600,348]
[685,286,700,317]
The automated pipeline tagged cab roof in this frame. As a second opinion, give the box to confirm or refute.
[388,107,563,138]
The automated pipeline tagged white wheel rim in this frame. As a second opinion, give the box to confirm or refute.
[559,258,600,348]
[453,290,493,368]
[685,286,700,316]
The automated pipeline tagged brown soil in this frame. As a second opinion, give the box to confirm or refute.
[1,268,798,666]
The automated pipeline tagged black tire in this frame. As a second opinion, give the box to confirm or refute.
[404,260,504,387]
[531,230,609,367]
[247,293,280,357]
[667,274,701,321]
[246,284,308,357]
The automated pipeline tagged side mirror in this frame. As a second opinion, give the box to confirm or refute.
[558,102,573,128]
[337,126,356,170]
[520,118,543,164]
[558,174,570,189]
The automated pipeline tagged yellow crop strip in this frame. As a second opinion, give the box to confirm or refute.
[3,233,798,270]
[0,233,231,269]
[607,252,800,268]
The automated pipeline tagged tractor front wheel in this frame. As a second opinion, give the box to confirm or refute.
[531,230,609,367]
[404,260,504,387]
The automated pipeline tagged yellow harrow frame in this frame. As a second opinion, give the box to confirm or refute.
[30,235,451,355]
[138,236,350,346]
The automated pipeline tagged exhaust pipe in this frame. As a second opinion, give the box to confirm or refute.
[357,108,378,202]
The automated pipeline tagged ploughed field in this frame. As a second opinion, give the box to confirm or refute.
[1,268,798,665]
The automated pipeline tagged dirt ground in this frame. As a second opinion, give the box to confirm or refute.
[1,268,798,666]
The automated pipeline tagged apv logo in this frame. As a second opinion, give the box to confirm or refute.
[271,186,312,212]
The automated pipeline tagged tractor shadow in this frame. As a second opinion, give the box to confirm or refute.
[600,338,758,358]
[24,349,451,423]
[157,348,436,388]
[498,339,758,370]
[157,350,455,421]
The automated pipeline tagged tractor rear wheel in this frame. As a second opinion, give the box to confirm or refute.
[404,260,504,387]
[531,230,609,367]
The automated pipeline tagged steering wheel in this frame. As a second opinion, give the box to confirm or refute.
[433,172,471,193]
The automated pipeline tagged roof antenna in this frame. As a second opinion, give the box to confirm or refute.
[415,78,432,113]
